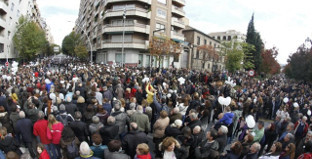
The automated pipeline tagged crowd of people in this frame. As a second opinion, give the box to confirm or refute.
[0,60,311,159]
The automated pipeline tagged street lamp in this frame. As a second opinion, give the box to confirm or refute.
[67,20,93,64]
[121,8,126,67]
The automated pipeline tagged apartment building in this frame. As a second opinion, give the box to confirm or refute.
[182,26,224,72]
[0,0,48,60]
[76,0,185,67]
[209,30,246,42]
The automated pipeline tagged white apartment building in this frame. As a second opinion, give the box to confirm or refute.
[0,0,48,60]
[209,30,246,42]
[76,0,186,68]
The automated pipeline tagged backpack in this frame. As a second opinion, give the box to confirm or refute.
[66,140,79,159]
[59,115,68,126]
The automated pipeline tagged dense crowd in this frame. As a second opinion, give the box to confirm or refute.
[0,60,311,159]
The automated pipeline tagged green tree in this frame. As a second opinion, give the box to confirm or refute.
[13,16,47,61]
[241,42,256,70]
[62,31,81,57]
[246,14,263,72]
[285,38,312,81]
[74,45,88,59]
[223,41,245,73]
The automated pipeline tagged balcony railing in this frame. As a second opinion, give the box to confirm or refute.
[104,7,150,19]
[105,0,151,6]
[103,39,146,44]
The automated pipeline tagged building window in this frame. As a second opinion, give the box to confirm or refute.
[157,0,166,4]
[204,39,207,45]
[196,50,199,59]
[214,43,216,48]
[113,4,135,11]
[0,43,3,53]
[156,8,167,19]
[11,3,14,11]
[208,64,210,69]
[209,41,212,46]
[197,36,200,45]
[228,36,231,41]
[145,55,150,67]
[223,36,226,40]
[202,62,205,69]
[111,35,132,42]
[115,53,125,64]
[217,36,220,40]
[156,23,165,32]
[174,54,179,62]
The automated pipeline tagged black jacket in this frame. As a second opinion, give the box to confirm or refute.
[165,126,182,138]
[15,118,33,143]
[0,136,22,155]
[99,125,119,145]
[216,134,227,153]
[69,120,89,143]
[122,130,148,158]
[64,102,77,117]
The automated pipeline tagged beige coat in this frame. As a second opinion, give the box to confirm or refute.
[153,117,170,138]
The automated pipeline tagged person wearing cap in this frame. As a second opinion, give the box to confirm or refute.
[75,141,100,159]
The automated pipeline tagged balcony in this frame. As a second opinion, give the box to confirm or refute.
[171,31,184,41]
[104,8,151,19]
[105,0,151,6]
[102,39,149,49]
[172,0,185,6]
[172,6,185,17]
[102,23,150,34]
[171,18,185,29]
[0,1,8,14]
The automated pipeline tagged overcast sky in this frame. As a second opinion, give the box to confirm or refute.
[37,0,312,64]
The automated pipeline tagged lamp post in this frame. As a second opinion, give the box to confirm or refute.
[121,8,126,67]
[68,21,93,64]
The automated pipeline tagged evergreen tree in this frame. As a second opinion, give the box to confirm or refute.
[246,14,263,72]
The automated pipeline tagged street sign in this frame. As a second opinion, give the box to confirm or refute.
[248,70,255,77]
[53,46,60,52]
[5,62,9,67]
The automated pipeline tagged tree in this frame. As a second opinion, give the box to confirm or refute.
[246,14,264,72]
[241,42,256,70]
[74,45,88,59]
[62,31,82,57]
[13,16,47,61]
[260,47,281,75]
[285,38,312,81]
[149,36,180,68]
[223,41,245,73]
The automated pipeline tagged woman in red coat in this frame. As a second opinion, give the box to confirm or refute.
[37,143,50,159]
[134,143,152,159]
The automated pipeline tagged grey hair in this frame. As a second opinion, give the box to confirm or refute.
[307,131,312,136]
[173,107,179,114]
[252,142,261,152]
[137,105,143,113]
[107,116,116,125]
[286,133,294,141]
[219,125,228,135]
[114,103,121,111]
[19,111,26,119]
[303,116,308,121]
[287,122,295,129]
[92,116,100,124]
[189,112,197,120]
[38,111,45,119]
[193,126,201,133]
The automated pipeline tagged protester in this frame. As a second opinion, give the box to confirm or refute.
[0,60,311,159]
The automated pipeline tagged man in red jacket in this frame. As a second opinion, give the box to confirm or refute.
[33,111,52,157]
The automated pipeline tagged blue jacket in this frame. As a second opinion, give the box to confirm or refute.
[219,112,234,125]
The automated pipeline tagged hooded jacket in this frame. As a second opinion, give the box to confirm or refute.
[219,112,234,125]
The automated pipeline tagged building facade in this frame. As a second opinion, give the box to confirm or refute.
[182,26,224,72]
[209,30,246,42]
[0,0,49,60]
[76,0,185,68]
